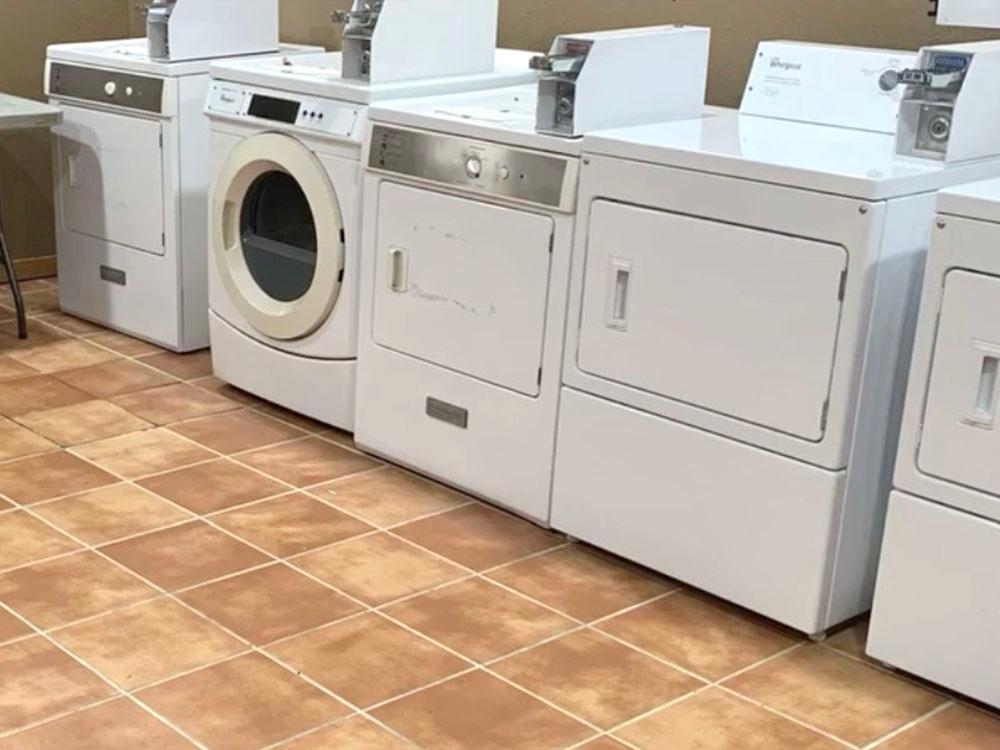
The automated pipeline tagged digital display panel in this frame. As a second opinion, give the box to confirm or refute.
[248,95,300,124]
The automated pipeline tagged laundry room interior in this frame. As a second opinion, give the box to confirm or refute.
[1,1,1000,748]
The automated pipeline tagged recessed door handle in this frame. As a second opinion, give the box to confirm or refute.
[604,258,632,331]
[67,155,81,188]
[222,201,238,251]
[966,344,1000,429]
[388,246,409,293]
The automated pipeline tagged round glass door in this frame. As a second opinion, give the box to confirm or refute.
[212,133,345,341]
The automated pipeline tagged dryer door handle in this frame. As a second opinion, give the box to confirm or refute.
[388,246,410,293]
[223,201,238,252]
[604,258,632,331]
[966,342,1000,429]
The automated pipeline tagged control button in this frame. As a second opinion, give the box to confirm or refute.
[104,81,117,96]
[125,86,134,97]
[498,166,511,181]
[465,156,483,179]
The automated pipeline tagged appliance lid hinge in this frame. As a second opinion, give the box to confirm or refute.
[340,227,346,245]
[537,367,543,386]
[161,231,166,246]
[820,399,830,431]
[548,233,554,254]
[158,133,163,149]
[837,268,848,301]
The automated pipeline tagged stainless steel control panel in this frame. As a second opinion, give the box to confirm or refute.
[48,64,165,114]
[368,125,576,211]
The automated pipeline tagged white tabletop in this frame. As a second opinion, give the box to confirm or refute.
[0,94,61,131]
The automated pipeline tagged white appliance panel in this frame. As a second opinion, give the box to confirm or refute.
[372,182,554,397]
[918,269,1000,498]
[54,105,164,256]
[868,491,1000,709]
[576,200,847,440]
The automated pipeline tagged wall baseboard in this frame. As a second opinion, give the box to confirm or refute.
[0,255,56,283]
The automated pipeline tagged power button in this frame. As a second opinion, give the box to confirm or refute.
[465,156,483,179]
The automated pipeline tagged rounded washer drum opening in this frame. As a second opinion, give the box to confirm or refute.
[240,170,318,303]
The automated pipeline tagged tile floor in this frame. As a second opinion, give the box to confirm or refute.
[0,278,998,749]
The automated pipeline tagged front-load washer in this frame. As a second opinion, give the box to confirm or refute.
[354,26,711,523]
[45,38,320,352]
[549,40,1000,637]
[867,178,1000,709]
[205,49,539,430]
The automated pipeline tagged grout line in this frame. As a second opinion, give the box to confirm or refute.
[861,700,954,749]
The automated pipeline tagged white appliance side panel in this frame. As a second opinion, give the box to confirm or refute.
[826,192,935,625]
[868,491,1000,709]
[371,182,554,397]
[53,105,165,256]
[176,74,211,350]
[918,269,1000,499]
[551,388,845,635]
[577,200,846,441]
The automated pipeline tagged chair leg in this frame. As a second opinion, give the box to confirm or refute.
[0,224,26,339]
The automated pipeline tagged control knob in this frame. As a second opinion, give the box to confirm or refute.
[465,156,483,179]
[104,81,117,96]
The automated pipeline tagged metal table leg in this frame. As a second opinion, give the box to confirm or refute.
[0,188,27,339]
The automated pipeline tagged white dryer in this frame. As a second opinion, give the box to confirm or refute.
[45,38,319,352]
[354,26,710,523]
[867,178,1000,709]
[205,49,539,430]
[550,41,1000,637]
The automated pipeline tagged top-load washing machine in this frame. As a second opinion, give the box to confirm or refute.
[205,0,541,431]
[354,26,711,523]
[550,40,1000,637]
[46,1,317,352]
[866,178,1000,709]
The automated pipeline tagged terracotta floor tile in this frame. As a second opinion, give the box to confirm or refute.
[54,597,244,690]
[0,637,117,734]
[489,545,673,622]
[112,383,238,425]
[34,311,106,336]
[0,323,65,352]
[0,355,37,381]
[33,484,192,545]
[393,504,562,571]
[313,467,468,526]
[724,646,946,746]
[0,450,116,505]
[616,688,843,750]
[53,359,176,398]
[87,331,163,357]
[237,437,380,487]
[0,607,31,644]
[74,427,213,479]
[0,698,197,750]
[215,493,372,557]
[295,532,465,605]
[278,716,415,750]
[138,653,348,750]
[6,338,118,374]
[21,288,60,314]
[270,612,468,707]
[15,400,151,446]
[577,738,632,750]
[598,591,801,680]
[0,417,56,461]
[136,350,213,380]
[0,551,157,629]
[170,408,305,454]
[101,521,269,591]
[372,670,590,750]
[137,458,286,514]
[180,564,361,645]
[190,376,267,407]
[0,374,91,417]
[0,511,80,570]
[826,619,870,660]
[384,578,574,663]
[254,403,329,433]
[494,629,702,728]
[877,704,1000,749]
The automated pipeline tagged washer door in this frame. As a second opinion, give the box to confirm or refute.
[213,133,345,341]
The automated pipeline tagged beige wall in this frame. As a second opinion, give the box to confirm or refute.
[2,0,999,271]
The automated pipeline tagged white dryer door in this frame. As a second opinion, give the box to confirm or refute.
[918,270,1000,496]
[53,105,165,256]
[371,182,554,397]
[212,133,345,341]
[577,200,847,441]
